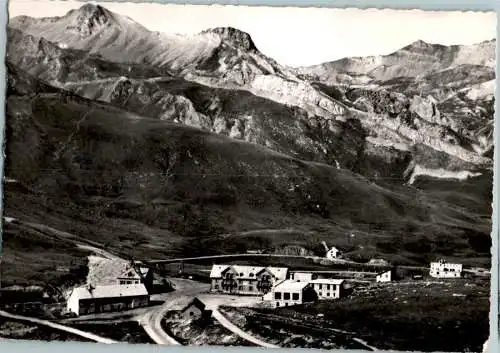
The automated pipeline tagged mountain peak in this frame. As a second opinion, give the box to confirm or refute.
[203,27,257,52]
[68,3,114,36]
[404,39,434,50]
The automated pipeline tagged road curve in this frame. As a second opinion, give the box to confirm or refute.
[0,310,117,344]
[212,309,279,348]
[140,303,181,346]
[138,279,210,345]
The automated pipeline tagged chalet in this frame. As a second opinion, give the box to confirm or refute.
[66,283,149,316]
[209,264,288,296]
[309,279,345,299]
[322,241,341,260]
[264,280,318,308]
[376,269,393,283]
[179,297,212,321]
[429,259,462,278]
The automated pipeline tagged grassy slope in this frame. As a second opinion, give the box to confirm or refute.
[261,279,490,352]
[2,69,492,287]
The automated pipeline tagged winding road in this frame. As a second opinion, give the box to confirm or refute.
[137,278,210,345]
[0,310,117,344]
[139,302,181,345]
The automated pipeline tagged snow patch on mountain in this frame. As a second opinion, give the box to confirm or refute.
[408,164,482,185]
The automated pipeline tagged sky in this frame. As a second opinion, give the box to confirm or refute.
[8,0,497,67]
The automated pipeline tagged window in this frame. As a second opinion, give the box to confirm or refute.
[319,284,323,290]
[292,293,299,300]
[250,273,254,277]
[189,312,194,316]
[249,286,253,291]
[276,302,280,307]
[327,284,330,290]
[239,286,243,290]
[285,303,288,307]
[284,293,290,300]
[327,292,330,297]
[240,273,243,276]
[275,292,282,300]
[215,285,219,289]
[319,292,323,296]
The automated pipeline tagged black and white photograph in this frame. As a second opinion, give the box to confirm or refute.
[0,1,495,352]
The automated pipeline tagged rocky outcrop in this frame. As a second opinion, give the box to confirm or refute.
[66,4,114,36]
[202,27,258,52]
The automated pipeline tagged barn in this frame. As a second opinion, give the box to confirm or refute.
[66,283,149,316]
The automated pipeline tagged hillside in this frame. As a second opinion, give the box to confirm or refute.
[2,4,494,287]
[2,64,492,286]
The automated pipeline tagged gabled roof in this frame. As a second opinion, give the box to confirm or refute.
[376,268,394,276]
[209,264,288,280]
[309,279,344,285]
[181,297,206,312]
[266,267,288,280]
[70,283,148,300]
[274,280,310,291]
[209,264,230,278]
[87,256,141,286]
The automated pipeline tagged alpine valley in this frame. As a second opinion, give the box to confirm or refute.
[2,4,494,287]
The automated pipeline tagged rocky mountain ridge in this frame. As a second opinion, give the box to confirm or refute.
[7,4,495,184]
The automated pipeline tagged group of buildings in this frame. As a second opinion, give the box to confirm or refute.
[209,258,469,308]
[63,254,469,316]
[209,264,349,308]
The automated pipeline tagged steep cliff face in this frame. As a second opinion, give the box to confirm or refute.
[62,75,367,173]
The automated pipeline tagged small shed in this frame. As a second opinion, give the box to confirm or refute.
[376,269,393,283]
[326,247,341,260]
[179,297,211,321]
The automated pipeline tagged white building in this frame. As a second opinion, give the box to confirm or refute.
[264,280,318,308]
[326,247,341,260]
[66,283,149,316]
[209,264,288,295]
[321,241,341,260]
[309,279,345,299]
[289,272,314,282]
[429,259,462,278]
[376,269,393,282]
